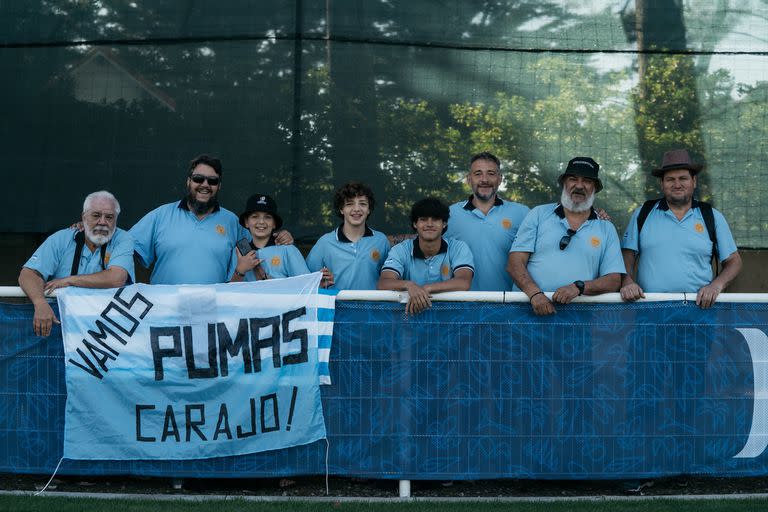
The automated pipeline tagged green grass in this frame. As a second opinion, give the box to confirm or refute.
[2,496,768,512]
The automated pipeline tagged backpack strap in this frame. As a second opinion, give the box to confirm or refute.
[70,231,108,277]
[694,200,719,274]
[636,199,659,236]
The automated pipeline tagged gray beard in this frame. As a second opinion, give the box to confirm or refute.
[560,188,595,213]
[85,226,114,247]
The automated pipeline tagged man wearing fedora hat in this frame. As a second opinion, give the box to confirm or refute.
[507,157,624,315]
[231,194,310,281]
[620,149,741,307]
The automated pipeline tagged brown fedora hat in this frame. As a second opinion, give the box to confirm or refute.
[651,149,704,177]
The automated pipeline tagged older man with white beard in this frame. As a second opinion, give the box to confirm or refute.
[506,157,624,315]
[19,190,135,336]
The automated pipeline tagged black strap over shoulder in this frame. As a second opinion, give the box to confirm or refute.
[70,231,108,277]
[636,198,719,273]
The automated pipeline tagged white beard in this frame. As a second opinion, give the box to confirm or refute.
[85,225,114,247]
[560,188,595,213]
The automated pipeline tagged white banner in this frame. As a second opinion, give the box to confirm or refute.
[58,273,334,460]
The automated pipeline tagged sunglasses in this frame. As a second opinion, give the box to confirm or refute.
[559,228,577,250]
[190,174,221,186]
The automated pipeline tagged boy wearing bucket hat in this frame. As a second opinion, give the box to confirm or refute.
[230,194,310,281]
[620,149,741,307]
[507,157,624,315]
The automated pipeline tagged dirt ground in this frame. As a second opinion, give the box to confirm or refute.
[3,474,768,498]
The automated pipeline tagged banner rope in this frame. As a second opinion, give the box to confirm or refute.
[34,457,64,496]
[325,438,330,495]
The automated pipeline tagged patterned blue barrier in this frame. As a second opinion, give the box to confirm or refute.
[2,299,768,479]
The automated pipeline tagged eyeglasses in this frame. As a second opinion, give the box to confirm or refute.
[87,211,116,222]
[559,228,577,250]
[190,174,220,186]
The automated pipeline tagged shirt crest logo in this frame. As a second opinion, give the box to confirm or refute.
[271,255,281,267]
[501,218,512,229]
[441,264,450,277]
[591,236,601,248]
[371,249,381,262]
[694,223,704,233]
[216,225,226,235]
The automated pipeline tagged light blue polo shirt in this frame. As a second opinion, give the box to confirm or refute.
[306,225,390,290]
[130,200,247,285]
[510,203,624,292]
[446,196,529,291]
[381,237,474,286]
[242,240,310,281]
[621,199,738,292]
[24,227,135,283]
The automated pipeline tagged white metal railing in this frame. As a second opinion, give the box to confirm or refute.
[2,286,767,303]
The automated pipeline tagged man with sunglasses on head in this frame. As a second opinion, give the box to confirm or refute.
[506,157,623,315]
[130,154,292,285]
[19,190,135,337]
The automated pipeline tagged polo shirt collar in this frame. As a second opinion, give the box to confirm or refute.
[554,203,598,220]
[177,199,221,213]
[412,238,449,259]
[336,224,374,243]
[462,195,504,211]
[250,236,276,250]
[656,198,703,211]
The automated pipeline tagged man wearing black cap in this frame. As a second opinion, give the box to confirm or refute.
[507,157,624,315]
[620,149,741,307]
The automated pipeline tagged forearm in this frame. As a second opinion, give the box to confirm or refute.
[710,253,742,291]
[584,273,621,295]
[621,250,638,286]
[424,276,471,294]
[19,268,47,303]
[507,253,540,297]
[377,272,411,291]
[67,267,129,289]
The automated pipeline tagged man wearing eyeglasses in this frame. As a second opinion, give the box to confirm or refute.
[19,190,135,337]
[506,157,624,315]
[129,154,250,285]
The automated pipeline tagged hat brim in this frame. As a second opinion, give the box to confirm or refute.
[239,209,283,230]
[651,163,704,177]
[557,173,603,193]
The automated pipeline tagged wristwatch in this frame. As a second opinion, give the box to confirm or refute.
[234,269,246,277]
[573,280,585,296]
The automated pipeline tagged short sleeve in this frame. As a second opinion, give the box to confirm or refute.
[23,230,68,280]
[450,240,475,275]
[106,231,136,284]
[713,209,738,262]
[621,207,641,252]
[381,242,408,278]
[129,209,157,268]
[598,224,627,277]
[306,237,326,272]
[509,208,539,253]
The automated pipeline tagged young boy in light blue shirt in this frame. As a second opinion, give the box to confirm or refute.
[378,198,474,315]
[230,194,309,282]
